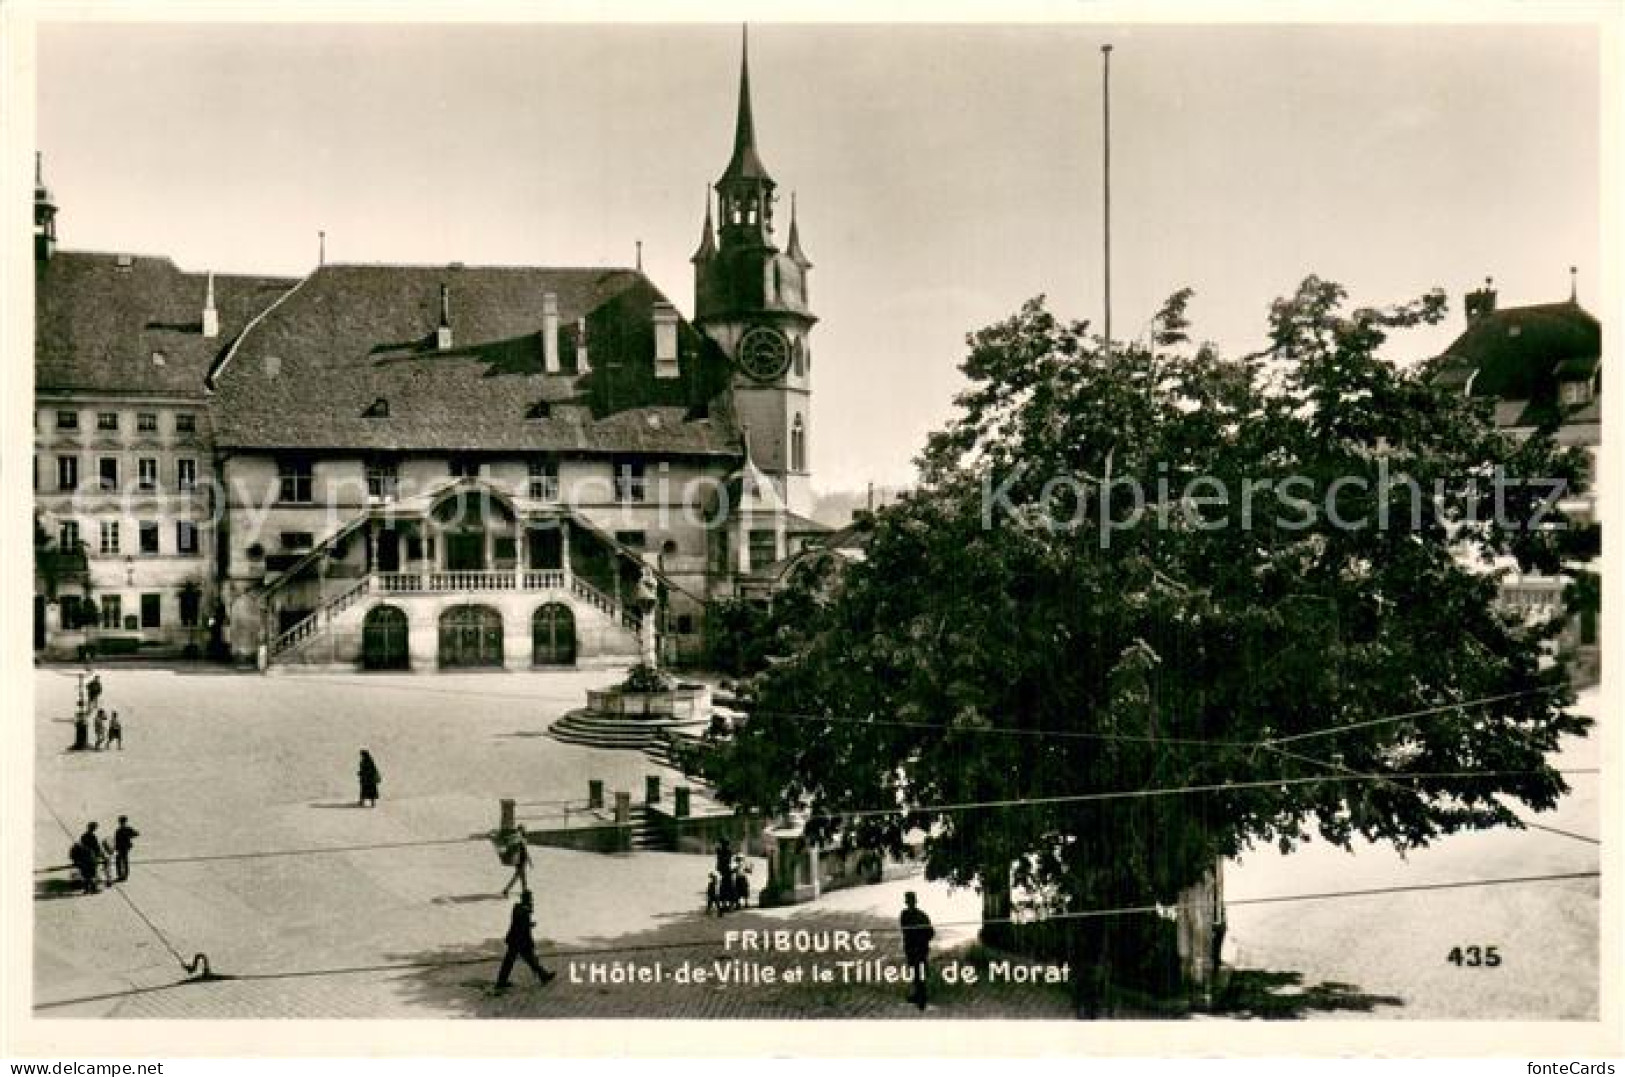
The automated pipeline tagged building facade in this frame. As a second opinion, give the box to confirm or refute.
[33,37,828,671]
[1430,277,1602,681]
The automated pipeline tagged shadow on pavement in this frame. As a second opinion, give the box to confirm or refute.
[1212,969,1405,1019]
[35,876,89,901]
[382,906,1078,1019]
[431,893,507,906]
[307,801,367,810]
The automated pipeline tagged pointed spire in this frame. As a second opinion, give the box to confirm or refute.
[1570,265,1579,303]
[721,25,771,182]
[636,240,643,272]
[35,150,45,192]
[691,187,717,262]
[786,191,811,267]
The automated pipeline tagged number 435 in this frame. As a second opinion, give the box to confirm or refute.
[1447,945,1501,967]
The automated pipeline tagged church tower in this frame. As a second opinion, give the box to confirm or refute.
[693,28,815,517]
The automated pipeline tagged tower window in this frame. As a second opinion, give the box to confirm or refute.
[748,530,777,570]
[791,414,806,473]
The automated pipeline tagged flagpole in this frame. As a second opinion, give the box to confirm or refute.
[1101,43,1113,359]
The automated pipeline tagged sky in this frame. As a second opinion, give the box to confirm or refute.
[34,19,1604,491]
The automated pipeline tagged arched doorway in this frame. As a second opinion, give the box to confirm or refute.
[439,604,504,668]
[361,605,409,670]
[532,602,577,666]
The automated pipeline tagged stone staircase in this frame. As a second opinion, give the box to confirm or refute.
[628,804,670,851]
[548,708,706,752]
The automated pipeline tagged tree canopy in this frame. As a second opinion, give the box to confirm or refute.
[702,279,1590,974]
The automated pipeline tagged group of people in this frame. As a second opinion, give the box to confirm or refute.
[71,670,124,752]
[705,837,752,915]
[67,816,139,895]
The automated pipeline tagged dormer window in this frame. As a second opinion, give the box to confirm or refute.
[1562,380,1594,407]
[363,397,390,418]
[526,400,551,420]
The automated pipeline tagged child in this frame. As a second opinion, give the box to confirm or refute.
[106,711,123,750]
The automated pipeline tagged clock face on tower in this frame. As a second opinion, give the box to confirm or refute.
[737,326,791,383]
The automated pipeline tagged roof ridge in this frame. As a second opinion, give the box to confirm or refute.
[204,270,317,390]
[321,261,644,274]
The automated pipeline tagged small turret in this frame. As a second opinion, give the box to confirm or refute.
[34,151,58,263]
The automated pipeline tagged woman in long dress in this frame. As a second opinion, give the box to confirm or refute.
[357,750,381,807]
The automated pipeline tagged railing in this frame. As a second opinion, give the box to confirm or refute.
[271,575,372,655]
[569,576,642,632]
[378,570,575,595]
[524,570,566,590]
[271,567,639,658]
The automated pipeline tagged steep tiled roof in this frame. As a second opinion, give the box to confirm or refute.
[1434,302,1600,402]
[35,252,295,396]
[209,263,740,454]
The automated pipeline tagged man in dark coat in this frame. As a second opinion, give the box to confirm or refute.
[69,837,98,894]
[114,816,139,882]
[900,891,935,1010]
[74,823,102,894]
[494,891,556,991]
[357,750,381,807]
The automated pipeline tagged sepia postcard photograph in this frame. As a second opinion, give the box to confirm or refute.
[3,0,1620,1062]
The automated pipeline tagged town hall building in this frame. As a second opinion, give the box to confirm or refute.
[33,35,828,671]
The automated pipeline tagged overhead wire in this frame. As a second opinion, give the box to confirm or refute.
[33,867,1600,1013]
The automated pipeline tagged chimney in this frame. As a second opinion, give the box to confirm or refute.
[575,317,590,373]
[653,302,680,379]
[1465,276,1497,325]
[436,284,453,350]
[541,292,560,373]
[201,272,219,339]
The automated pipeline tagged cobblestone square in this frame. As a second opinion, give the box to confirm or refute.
[31,668,1599,1021]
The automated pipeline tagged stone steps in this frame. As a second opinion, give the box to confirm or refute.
[548,707,706,752]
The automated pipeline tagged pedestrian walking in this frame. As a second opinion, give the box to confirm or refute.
[705,872,721,917]
[86,671,103,709]
[75,823,102,894]
[357,749,381,807]
[107,711,123,750]
[494,891,556,991]
[93,708,107,751]
[501,826,531,897]
[114,816,139,882]
[900,891,935,1010]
